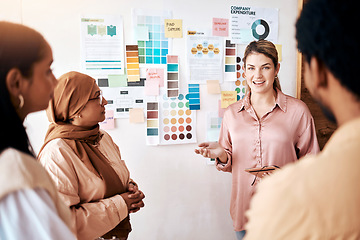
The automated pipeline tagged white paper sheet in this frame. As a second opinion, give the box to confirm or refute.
[80,15,125,75]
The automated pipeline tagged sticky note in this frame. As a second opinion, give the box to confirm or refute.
[146,68,164,87]
[129,108,145,123]
[134,26,149,41]
[99,110,115,130]
[108,74,128,87]
[164,19,183,38]
[207,80,221,94]
[275,44,282,62]
[239,29,253,42]
[221,91,237,108]
[212,18,229,37]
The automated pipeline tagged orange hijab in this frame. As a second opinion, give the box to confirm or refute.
[40,71,126,198]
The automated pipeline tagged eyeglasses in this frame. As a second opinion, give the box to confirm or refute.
[89,90,103,105]
[250,165,280,186]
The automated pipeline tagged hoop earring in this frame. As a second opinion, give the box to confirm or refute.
[18,94,24,109]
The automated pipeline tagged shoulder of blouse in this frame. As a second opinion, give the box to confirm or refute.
[284,94,312,116]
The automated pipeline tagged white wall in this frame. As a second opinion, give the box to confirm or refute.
[1,0,299,239]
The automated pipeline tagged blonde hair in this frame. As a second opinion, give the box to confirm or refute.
[243,40,281,91]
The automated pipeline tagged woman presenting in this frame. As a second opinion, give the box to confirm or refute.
[195,40,319,240]
[38,71,145,240]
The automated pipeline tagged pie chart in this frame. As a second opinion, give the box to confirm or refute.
[251,19,270,40]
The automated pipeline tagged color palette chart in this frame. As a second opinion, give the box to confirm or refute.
[188,84,200,110]
[224,40,237,81]
[167,55,179,98]
[235,44,247,100]
[126,45,140,82]
[134,9,171,64]
[159,92,197,145]
[146,101,159,145]
[87,24,117,37]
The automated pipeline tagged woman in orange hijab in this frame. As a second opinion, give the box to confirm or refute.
[38,71,145,240]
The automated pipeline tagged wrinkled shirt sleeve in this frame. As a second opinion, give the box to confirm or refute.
[216,110,233,172]
[0,188,75,240]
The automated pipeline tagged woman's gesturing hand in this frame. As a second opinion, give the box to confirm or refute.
[194,142,227,163]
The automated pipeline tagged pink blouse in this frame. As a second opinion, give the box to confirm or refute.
[216,89,319,231]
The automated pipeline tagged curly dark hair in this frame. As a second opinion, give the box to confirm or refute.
[296,0,360,97]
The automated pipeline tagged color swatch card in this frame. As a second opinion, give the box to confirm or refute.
[132,9,172,64]
[224,40,237,81]
[159,91,197,145]
[126,45,140,82]
[166,55,179,98]
[188,84,200,110]
[235,44,247,100]
[146,101,160,145]
[234,79,246,101]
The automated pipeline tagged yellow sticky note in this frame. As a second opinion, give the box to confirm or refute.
[207,80,221,94]
[129,108,145,123]
[164,19,183,38]
[275,44,282,62]
[221,91,237,108]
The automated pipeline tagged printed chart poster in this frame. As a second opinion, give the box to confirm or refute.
[159,90,197,145]
[187,30,223,84]
[101,86,145,119]
[80,15,125,75]
[230,6,278,44]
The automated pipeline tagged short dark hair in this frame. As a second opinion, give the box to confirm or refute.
[0,21,46,156]
[296,0,360,97]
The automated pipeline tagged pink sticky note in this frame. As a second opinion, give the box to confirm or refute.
[100,110,115,130]
[146,68,164,87]
[129,108,145,123]
[145,79,160,96]
[212,18,229,37]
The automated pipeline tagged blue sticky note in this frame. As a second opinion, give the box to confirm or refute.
[239,28,253,42]
[134,26,149,41]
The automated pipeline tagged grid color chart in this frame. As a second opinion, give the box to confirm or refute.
[137,15,169,64]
